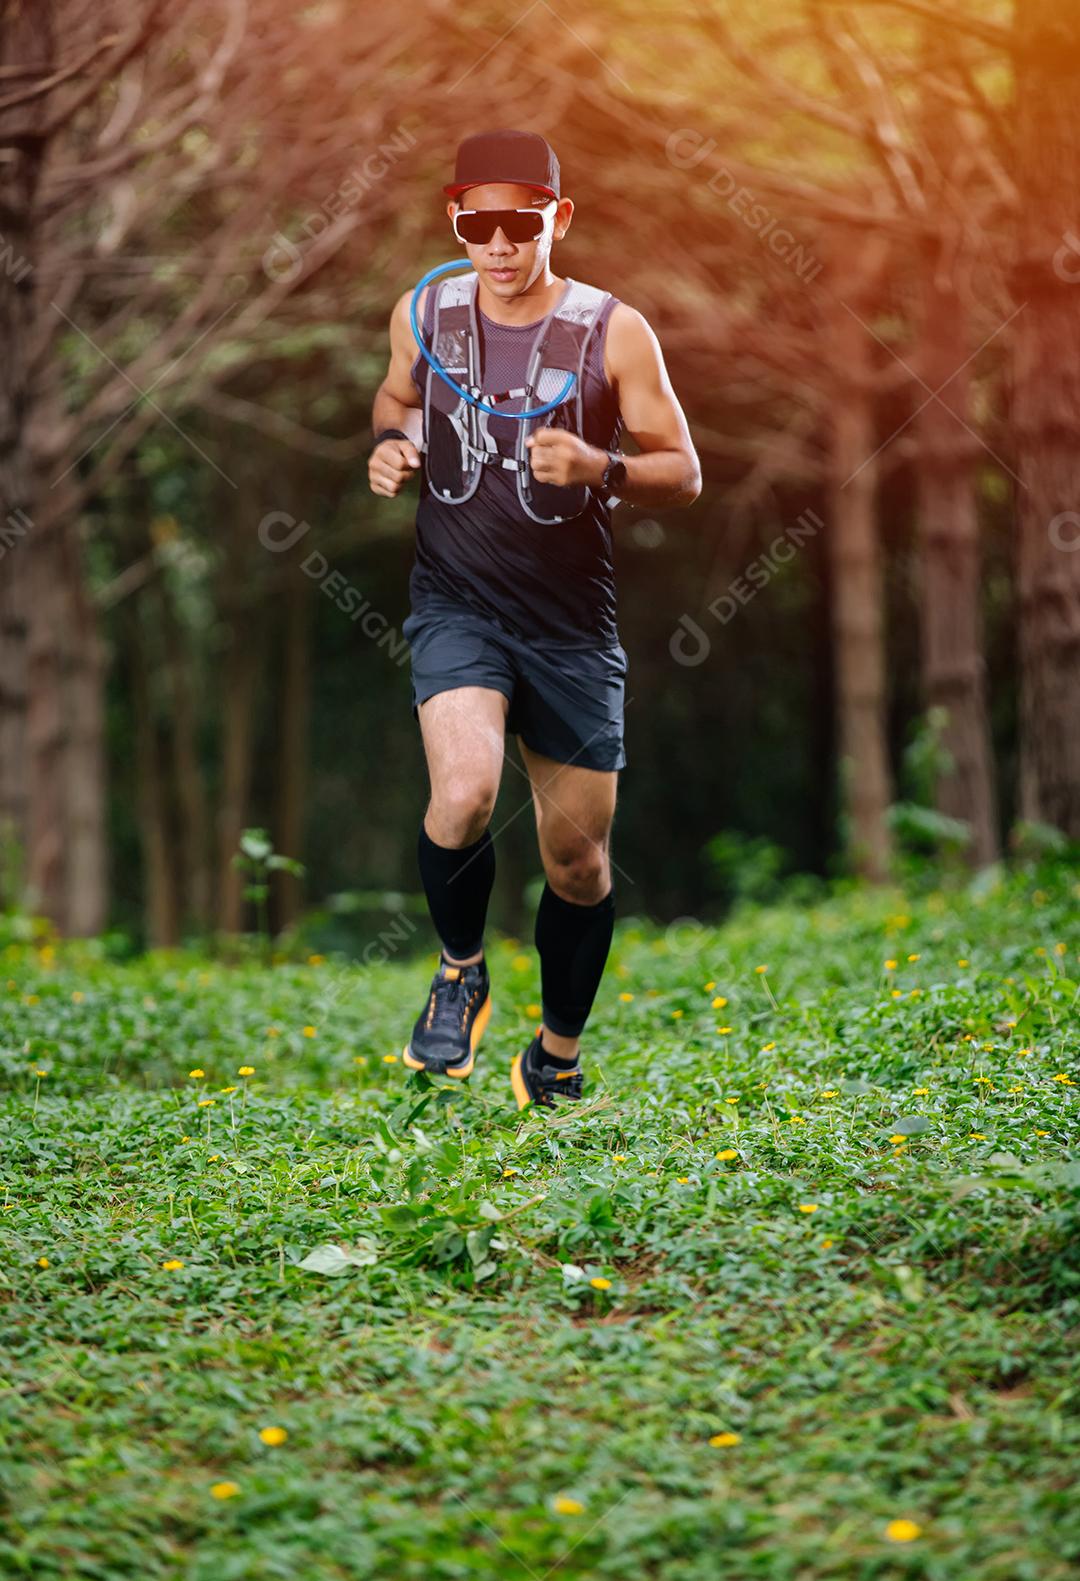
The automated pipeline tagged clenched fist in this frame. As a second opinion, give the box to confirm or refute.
[369,436,422,497]
[524,427,605,488]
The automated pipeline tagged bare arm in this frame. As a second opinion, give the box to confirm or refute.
[369,285,426,498]
[525,303,701,508]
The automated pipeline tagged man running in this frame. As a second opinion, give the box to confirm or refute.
[369,128,700,1109]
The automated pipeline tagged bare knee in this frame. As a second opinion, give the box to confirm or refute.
[543,839,610,903]
[427,779,498,846]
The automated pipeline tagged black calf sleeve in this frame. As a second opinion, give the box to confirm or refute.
[417,820,495,960]
[534,881,615,1038]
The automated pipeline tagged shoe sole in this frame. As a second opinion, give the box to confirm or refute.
[509,1050,532,1110]
[402,992,492,1079]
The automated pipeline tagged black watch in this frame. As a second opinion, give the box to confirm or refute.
[601,450,627,492]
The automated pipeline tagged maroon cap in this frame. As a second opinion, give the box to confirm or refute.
[444,129,560,201]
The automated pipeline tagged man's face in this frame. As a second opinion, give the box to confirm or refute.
[447,182,573,295]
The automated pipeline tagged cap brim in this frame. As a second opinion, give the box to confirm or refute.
[443,181,558,199]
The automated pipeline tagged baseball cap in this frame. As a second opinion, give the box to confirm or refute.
[444,129,560,201]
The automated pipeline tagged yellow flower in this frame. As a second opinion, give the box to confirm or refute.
[716,1148,738,1161]
[797,1203,818,1213]
[208,1154,220,1162]
[973,1076,993,1086]
[671,1009,683,1019]
[709,1431,741,1447]
[512,954,531,971]
[1017,1047,1032,1056]
[907,954,920,962]
[704,981,716,992]
[23,994,40,1005]
[1052,1073,1074,1084]
[724,1096,738,1104]
[238,1066,255,1077]
[383,1053,399,1064]
[821,1238,834,1249]
[553,1496,585,1516]
[619,992,634,1002]
[612,1153,627,1162]
[71,990,85,1004]
[913,1087,930,1096]
[761,1042,776,1052]
[526,1003,542,1017]
[754,964,768,974]
[889,1135,908,1145]
[502,1167,518,1178]
[259,1426,288,1446]
[302,1026,317,1038]
[354,1055,368,1066]
[711,995,727,1009]
[307,954,325,966]
[1055,941,1067,956]
[266,1027,280,1037]
[33,1068,47,1078]
[884,960,897,971]
[885,1519,921,1543]
[969,1133,986,1141]
[37,1256,49,1268]
[189,1069,205,1080]
[219,1086,238,1095]
[1034,1129,1050,1136]
[821,1089,839,1098]
[589,1277,612,1290]
[197,1099,215,1108]
[716,1025,732,1035]
[890,990,902,999]
[162,1259,184,1271]
[957,959,969,967]
[210,1482,240,1500]
[789,1115,805,1125]
[1008,1085,1024,1094]
[180,1135,191,1143]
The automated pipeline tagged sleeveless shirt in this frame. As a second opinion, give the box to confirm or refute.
[408,279,624,649]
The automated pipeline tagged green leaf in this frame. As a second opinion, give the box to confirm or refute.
[889,1115,930,1136]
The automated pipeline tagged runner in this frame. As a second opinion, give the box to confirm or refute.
[369,128,700,1108]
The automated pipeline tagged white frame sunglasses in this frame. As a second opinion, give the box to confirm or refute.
[452,198,557,247]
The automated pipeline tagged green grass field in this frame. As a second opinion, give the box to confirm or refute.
[2,868,1078,1580]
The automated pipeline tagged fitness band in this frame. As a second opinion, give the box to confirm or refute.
[409,259,576,421]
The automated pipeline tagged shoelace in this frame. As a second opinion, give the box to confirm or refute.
[426,967,481,1035]
[535,1055,583,1100]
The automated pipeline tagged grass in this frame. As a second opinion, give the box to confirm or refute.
[1,866,1078,1579]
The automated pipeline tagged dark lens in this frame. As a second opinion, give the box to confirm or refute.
[457,209,543,244]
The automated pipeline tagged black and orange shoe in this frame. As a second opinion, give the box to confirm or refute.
[510,1031,584,1111]
[402,953,492,1079]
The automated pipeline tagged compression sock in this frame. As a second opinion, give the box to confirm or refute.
[534,881,616,1038]
[417,819,496,962]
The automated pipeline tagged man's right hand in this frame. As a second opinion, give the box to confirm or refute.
[369,436,422,497]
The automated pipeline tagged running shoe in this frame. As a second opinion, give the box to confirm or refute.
[402,953,492,1078]
[510,1031,584,1110]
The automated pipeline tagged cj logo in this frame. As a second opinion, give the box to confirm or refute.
[262,232,304,285]
[258,511,311,553]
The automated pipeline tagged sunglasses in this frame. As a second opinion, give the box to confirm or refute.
[452,200,556,246]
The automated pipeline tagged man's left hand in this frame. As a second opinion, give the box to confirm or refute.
[525,428,605,488]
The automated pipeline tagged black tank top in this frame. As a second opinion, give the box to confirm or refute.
[408,279,624,649]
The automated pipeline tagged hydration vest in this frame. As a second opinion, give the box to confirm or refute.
[419,270,619,525]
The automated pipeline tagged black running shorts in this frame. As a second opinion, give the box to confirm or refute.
[402,597,628,772]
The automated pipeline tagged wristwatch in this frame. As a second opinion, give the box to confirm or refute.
[601,450,627,492]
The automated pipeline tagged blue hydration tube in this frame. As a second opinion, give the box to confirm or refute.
[410,259,576,420]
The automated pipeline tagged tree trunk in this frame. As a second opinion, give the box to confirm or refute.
[275,574,311,929]
[0,0,52,914]
[1013,2,1080,837]
[64,525,108,935]
[914,251,1000,865]
[216,620,264,933]
[825,232,893,881]
[127,600,179,948]
[157,579,212,931]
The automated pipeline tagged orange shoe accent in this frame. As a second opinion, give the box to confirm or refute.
[510,1050,531,1110]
